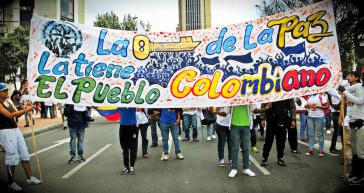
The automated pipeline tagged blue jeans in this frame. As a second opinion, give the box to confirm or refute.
[215,124,231,161]
[230,125,250,170]
[160,122,181,155]
[207,123,216,137]
[183,114,198,139]
[299,112,308,140]
[150,119,160,145]
[307,117,325,151]
[69,127,85,156]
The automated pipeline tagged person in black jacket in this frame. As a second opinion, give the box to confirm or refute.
[64,104,88,164]
[254,99,296,167]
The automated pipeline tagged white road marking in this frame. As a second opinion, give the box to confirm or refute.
[249,155,271,175]
[61,144,112,179]
[30,138,70,157]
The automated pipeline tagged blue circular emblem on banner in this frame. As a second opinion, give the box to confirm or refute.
[41,21,83,58]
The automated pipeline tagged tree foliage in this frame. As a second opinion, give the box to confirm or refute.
[93,11,151,31]
[0,25,30,89]
[255,0,363,76]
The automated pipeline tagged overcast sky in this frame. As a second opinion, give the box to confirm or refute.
[85,0,259,32]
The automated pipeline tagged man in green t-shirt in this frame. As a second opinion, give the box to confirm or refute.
[228,104,257,178]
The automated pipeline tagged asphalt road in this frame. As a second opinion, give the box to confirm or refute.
[0,117,363,193]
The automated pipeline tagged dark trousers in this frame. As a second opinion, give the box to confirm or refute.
[262,123,287,160]
[150,119,160,146]
[251,118,258,147]
[215,124,232,161]
[330,112,343,150]
[119,125,139,169]
[138,123,149,155]
[288,126,298,151]
[351,155,364,178]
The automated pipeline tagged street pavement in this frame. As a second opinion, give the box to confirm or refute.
[0,114,363,193]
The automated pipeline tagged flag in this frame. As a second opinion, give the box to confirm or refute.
[223,52,253,64]
[96,106,120,121]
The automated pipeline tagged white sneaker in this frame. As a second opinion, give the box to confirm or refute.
[326,130,332,134]
[161,154,169,161]
[176,153,184,160]
[207,136,212,141]
[228,169,238,178]
[8,182,22,191]
[212,134,217,139]
[178,135,182,140]
[219,159,225,167]
[243,169,256,177]
[27,176,42,184]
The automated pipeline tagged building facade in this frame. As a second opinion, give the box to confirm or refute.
[178,0,211,31]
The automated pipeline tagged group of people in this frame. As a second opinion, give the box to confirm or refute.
[0,67,363,191]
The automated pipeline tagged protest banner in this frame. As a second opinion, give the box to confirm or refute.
[27,0,341,107]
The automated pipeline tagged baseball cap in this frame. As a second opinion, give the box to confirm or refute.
[0,82,8,92]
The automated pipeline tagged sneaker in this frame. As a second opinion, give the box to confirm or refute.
[326,130,332,134]
[129,167,136,175]
[346,177,364,186]
[243,169,256,177]
[176,153,184,160]
[161,154,169,161]
[8,182,22,191]
[228,169,238,178]
[291,150,301,154]
[219,159,226,167]
[207,136,212,141]
[68,155,77,164]
[252,146,259,153]
[260,159,268,167]
[212,134,217,139]
[277,159,287,167]
[143,154,149,158]
[318,150,325,157]
[182,138,190,141]
[193,138,200,142]
[178,136,182,140]
[120,168,129,175]
[26,176,42,184]
[305,150,313,156]
[78,155,86,162]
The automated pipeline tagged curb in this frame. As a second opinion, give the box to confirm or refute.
[23,123,63,138]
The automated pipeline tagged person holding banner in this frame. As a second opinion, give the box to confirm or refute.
[214,107,232,167]
[305,93,329,156]
[119,108,138,175]
[228,104,256,178]
[64,104,88,164]
[338,67,364,185]
[160,108,184,161]
[0,82,41,192]
[136,108,150,158]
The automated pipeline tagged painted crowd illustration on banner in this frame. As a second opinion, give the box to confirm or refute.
[27,0,342,108]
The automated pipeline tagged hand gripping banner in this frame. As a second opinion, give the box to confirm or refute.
[27,0,341,108]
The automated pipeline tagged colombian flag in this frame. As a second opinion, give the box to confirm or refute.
[96,106,120,121]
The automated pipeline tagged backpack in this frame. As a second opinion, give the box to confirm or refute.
[201,108,216,125]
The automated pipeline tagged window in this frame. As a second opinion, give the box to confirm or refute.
[61,0,74,22]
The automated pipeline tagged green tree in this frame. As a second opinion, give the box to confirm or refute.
[93,11,122,29]
[0,25,30,90]
[93,12,151,31]
[255,0,362,76]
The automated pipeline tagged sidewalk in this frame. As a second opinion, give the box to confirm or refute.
[18,113,63,138]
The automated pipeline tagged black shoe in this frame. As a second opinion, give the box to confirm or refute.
[277,159,287,167]
[291,150,301,154]
[260,159,268,167]
[63,126,67,130]
[120,168,129,175]
[330,148,341,154]
[78,155,86,162]
[346,177,364,186]
[150,144,158,148]
[68,155,77,164]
